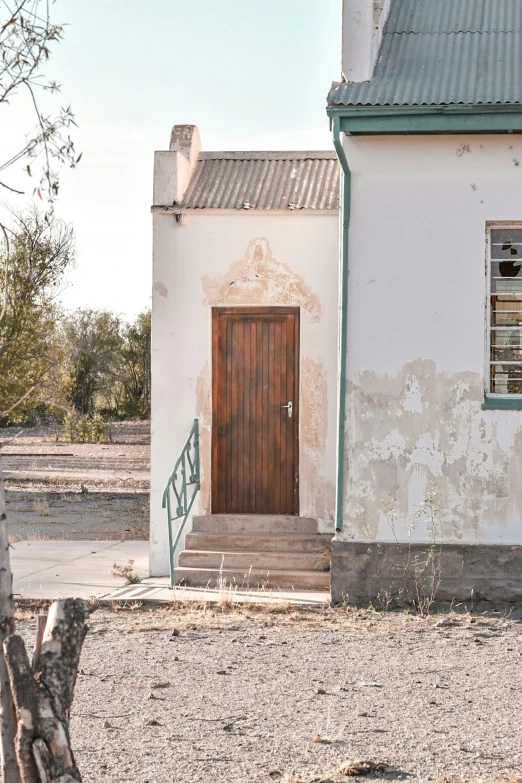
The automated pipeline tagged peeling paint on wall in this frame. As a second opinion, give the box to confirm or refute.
[153,282,168,298]
[343,359,522,543]
[202,237,322,322]
[300,357,335,529]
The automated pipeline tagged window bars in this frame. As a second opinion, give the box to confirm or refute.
[489,228,522,396]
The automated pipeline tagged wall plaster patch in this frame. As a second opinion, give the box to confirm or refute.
[342,359,522,543]
[202,237,322,322]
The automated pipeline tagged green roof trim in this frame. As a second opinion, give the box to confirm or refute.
[327,103,522,134]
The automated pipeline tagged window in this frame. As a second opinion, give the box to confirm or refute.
[488,226,522,398]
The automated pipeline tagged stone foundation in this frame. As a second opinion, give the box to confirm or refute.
[330,540,522,605]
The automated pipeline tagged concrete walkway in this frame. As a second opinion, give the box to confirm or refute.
[10,541,330,605]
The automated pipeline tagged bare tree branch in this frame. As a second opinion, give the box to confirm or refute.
[0,384,37,418]
[0,181,23,194]
[0,428,23,448]
[0,0,79,207]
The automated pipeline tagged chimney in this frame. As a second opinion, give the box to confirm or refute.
[153,125,202,206]
[342,0,390,82]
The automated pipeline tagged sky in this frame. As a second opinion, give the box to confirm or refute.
[2,0,341,319]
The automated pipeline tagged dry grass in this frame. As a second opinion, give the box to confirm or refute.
[316,546,331,571]
[104,600,144,612]
[216,576,236,608]
[33,498,52,516]
[12,594,517,629]
[9,531,56,543]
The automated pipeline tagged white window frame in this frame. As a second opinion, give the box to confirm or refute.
[485,222,522,400]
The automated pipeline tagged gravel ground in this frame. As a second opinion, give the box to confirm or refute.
[1,422,150,540]
[16,604,522,783]
[5,491,149,541]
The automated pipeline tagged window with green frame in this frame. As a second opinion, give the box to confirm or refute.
[489,227,522,396]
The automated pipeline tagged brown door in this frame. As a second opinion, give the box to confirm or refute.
[212,307,299,514]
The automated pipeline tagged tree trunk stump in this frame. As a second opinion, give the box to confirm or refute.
[3,599,90,782]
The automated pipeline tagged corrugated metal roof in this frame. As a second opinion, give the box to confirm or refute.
[179,152,340,210]
[328,0,522,107]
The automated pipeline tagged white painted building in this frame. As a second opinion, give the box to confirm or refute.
[329,0,522,602]
[151,126,339,586]
[151,0,522,603]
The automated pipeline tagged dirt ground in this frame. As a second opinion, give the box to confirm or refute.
[14,603,522,783]
[1,422,150,541]
[4,425,522,782]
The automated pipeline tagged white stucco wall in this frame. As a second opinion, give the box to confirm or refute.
[341,133,522,545]
[151,211,339,576]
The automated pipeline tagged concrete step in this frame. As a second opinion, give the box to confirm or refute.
[192,515,317,535]
[174,566,330,590]
[179,549,328,572]
[185,532,332,554]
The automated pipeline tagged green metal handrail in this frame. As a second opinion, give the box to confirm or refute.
[162,419,200,587]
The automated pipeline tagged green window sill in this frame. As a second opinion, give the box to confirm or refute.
[482,397,522,410]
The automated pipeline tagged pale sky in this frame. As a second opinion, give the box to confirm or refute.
[2,0,341,318]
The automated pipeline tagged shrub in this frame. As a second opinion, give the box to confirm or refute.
[63,411,107,443]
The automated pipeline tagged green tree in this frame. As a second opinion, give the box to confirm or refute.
[61,309,151,420]
[0,209,74,420]
[118,309,151,419]
[62,308,123,415]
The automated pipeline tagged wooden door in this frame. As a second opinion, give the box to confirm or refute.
[212,307,299,514]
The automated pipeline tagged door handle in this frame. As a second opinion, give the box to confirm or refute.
[281,400,293,418]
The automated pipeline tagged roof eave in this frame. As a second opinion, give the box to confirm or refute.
[151,205,339,215]
[326,103,522,134]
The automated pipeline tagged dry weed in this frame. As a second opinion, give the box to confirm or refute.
[104,599,144,611]
[107,600,143,612]
[9,531,53,543]
[280,759,390,782]
[263,600,293,614]
[124,523,149,540]
[112,560,142,584]
[338,760,389,776]
[14,599,52,620]
[316,546,331,571]
[33,498,52,517]
[217,567,237,608]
